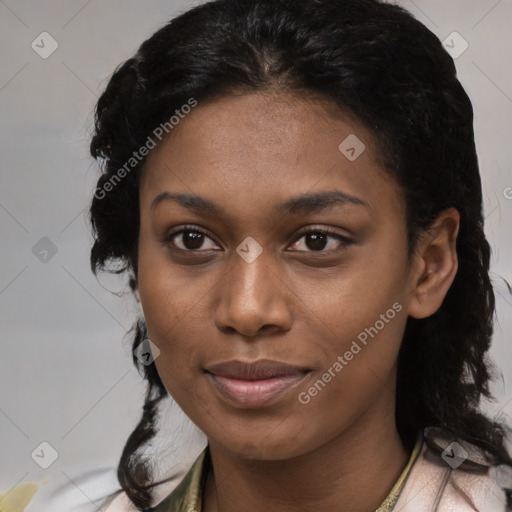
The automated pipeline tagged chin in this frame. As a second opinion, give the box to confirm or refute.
[216,434,309,461]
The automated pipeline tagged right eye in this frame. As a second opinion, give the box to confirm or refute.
[161,225,221,252]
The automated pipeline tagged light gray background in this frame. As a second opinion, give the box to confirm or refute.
[1,0,511,502]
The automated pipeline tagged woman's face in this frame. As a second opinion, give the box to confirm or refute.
[137,92,418,460]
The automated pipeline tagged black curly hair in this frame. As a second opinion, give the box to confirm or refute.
[88,0,512,509]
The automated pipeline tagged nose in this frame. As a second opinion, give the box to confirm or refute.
[214,248,292,338]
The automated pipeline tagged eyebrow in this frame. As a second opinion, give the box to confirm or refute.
[150,190,369,216]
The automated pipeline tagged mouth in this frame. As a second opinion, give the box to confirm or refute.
[204,359,311,408]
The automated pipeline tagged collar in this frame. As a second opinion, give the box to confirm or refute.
[151,433,424,512]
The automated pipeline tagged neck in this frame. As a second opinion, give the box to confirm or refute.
[202,382,410,512]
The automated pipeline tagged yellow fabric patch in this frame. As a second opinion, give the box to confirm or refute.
[0,479,47,512]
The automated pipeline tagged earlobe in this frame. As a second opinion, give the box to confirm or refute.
[407,207,460,319]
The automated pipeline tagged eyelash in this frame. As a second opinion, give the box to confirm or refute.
[161,224,353,254]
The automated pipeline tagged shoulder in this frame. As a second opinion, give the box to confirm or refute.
[395,427,512,512]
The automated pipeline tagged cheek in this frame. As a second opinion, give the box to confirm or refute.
[299,292,405,403]
[293,259,405,354]
[137,234,197,332]
[292,360,395,451]
[137,246,195,388]
[290,253,407,405]
[138,270,199,371]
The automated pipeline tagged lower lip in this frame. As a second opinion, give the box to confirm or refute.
[207,372,308,408]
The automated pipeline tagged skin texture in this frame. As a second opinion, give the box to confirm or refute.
[136,91,459,512]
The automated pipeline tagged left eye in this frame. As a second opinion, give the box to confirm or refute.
[289,230,352,252]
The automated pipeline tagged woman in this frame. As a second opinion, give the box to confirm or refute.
[8,0,510,510]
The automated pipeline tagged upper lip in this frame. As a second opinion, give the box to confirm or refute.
[204,359,309,380]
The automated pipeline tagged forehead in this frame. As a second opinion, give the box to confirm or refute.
[139,92,404,223]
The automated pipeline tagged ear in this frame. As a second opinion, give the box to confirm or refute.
[407,207,460,319]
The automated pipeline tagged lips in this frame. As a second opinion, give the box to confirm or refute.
[204,359,310,407]
[204,359,309,380]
